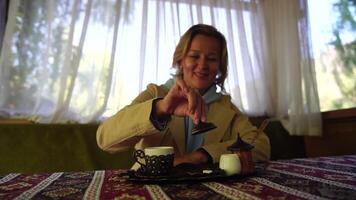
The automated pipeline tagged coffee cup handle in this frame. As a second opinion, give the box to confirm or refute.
[133,149,146,171]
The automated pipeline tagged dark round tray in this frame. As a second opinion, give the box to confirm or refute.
[122,163,251,184]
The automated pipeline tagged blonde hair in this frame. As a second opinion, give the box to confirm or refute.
[172,24,228,92]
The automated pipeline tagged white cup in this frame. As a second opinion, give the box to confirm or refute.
[134,146,174,175]
[219,153,242,175]
[144,146,174,156]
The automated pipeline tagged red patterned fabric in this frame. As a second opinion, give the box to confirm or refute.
[1,155,355,199]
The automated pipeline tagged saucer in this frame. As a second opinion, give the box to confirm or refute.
[123,163,249,184]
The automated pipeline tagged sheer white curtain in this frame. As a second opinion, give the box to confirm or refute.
[0,0,321,135]
[261,0,322,136]
[0,0,7,53]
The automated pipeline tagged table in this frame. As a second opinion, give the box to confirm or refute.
[1,155,355,199]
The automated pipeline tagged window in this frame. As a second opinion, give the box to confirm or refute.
[0,0,8,53]
[308,0,356,111]
[1,0,265,122]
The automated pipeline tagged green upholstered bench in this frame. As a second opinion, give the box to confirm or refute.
[0,124,134,175]
[249,118,306,160]
[0,120,305,175]
[263,120,306,160]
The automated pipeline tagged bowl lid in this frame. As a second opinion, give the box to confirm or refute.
[227,134,254,152]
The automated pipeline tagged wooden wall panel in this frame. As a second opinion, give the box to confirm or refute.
[304,108,356,157]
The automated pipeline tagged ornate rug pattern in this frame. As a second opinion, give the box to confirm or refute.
[1,155,355,200]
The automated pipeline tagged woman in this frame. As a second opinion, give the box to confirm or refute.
[97,24,270,168]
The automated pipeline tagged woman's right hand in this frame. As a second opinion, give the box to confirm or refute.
[155,79,206,124]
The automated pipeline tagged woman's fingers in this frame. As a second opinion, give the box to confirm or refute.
[197,93,207,123]
[200,97,207,122]
[175,78,189,93]
[169,79,207,122]
[187,89,206,124]
[192,93,201,124]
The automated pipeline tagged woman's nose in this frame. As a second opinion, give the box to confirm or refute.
[197,57,208,69]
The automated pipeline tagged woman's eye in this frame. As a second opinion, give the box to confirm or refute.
[189,55,199,59]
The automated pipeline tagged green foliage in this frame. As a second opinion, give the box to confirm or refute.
[4,0,120,112]
[330,0,356,106]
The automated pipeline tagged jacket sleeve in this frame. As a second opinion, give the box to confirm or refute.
[231,113,271,162]
[202,100,270,163]
[96,84,166,153]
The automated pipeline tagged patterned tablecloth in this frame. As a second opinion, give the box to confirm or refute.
[1,155,356,200]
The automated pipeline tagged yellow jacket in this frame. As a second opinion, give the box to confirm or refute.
[97,83,270,165]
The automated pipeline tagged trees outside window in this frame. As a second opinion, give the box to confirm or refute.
[309,0,356,111]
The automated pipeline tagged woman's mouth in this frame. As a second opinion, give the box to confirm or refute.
[194,72,209,78]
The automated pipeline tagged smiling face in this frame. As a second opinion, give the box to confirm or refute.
[181,34,221,93]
